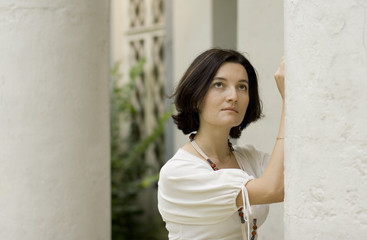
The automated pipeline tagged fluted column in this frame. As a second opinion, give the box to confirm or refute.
[0,1,110,239]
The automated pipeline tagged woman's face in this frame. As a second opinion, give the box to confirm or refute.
[198,62,249,130]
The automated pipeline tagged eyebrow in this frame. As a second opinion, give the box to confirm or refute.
[213,77,249,83]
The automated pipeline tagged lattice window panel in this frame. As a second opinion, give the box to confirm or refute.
[125,0,166,168]
[129,0,145,28]
[152,0,164,24]
[128,0,164,31]
[150,35,165,167]
[151,35,165,122]
[129,39,146,141]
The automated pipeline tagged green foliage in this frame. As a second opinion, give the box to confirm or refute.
[110,60,170,240]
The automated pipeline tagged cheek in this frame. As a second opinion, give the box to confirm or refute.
[241,96,250,107]
[198,93,217,112]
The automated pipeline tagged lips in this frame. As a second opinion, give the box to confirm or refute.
[222,107,238,113]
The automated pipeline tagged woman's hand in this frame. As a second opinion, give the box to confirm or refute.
[274,57,285,100]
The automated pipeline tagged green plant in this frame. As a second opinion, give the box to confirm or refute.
[110,60,170,239]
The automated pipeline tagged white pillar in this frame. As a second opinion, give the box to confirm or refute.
[285,1,367,239]
[0,1,110,239]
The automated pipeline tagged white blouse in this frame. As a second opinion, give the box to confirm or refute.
[158,144,270,240]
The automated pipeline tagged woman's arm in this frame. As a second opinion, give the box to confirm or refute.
[237,57,285,206]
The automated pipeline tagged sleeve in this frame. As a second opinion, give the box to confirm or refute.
[251,145,270,174]
[157,157,254,225]
[235,145,270,177]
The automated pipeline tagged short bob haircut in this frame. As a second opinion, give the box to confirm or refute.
[171,48,263,139]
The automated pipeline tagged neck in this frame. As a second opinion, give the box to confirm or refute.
[193,127,232,163]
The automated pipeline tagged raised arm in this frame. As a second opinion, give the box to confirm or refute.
[237,57,285,206]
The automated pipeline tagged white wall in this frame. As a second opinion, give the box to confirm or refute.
[0,1,111,239]
[172,0,213,148]
[284,1,367,239]
[237,1,284,239]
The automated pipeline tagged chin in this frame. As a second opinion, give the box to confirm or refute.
[220,120,242,128]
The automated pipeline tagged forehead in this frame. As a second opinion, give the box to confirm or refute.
[214,62,248,79]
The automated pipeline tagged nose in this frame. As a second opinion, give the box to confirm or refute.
[226,86,238,102]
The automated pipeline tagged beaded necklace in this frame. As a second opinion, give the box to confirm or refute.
[189,133,258,240]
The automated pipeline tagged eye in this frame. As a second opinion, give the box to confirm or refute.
[213,82,223,88]
[238,84,248,91]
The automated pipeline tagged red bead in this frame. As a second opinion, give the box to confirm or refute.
[252,225,257,230]
[238,207,243,211]
[252,231,257,236]
[211,163,216,168]
[239,212,244,217]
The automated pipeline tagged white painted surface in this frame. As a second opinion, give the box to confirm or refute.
[237,1,284,239]
[172,0,213,148]
[0,1,110,239]
[284,0,367,239]
[110,0,124,65]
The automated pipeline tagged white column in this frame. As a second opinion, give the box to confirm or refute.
[0,1,110,239]
[285,1,367,239]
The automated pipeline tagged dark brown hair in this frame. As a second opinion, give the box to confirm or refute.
[171,48,263,138]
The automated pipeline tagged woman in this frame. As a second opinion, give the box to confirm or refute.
[158,48,285,240]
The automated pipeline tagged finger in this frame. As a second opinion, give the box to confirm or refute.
[275,57,285,78]
[279,56,284,70]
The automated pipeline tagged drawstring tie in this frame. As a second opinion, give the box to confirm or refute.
[241,185,251,240]
[240,184,257,240]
